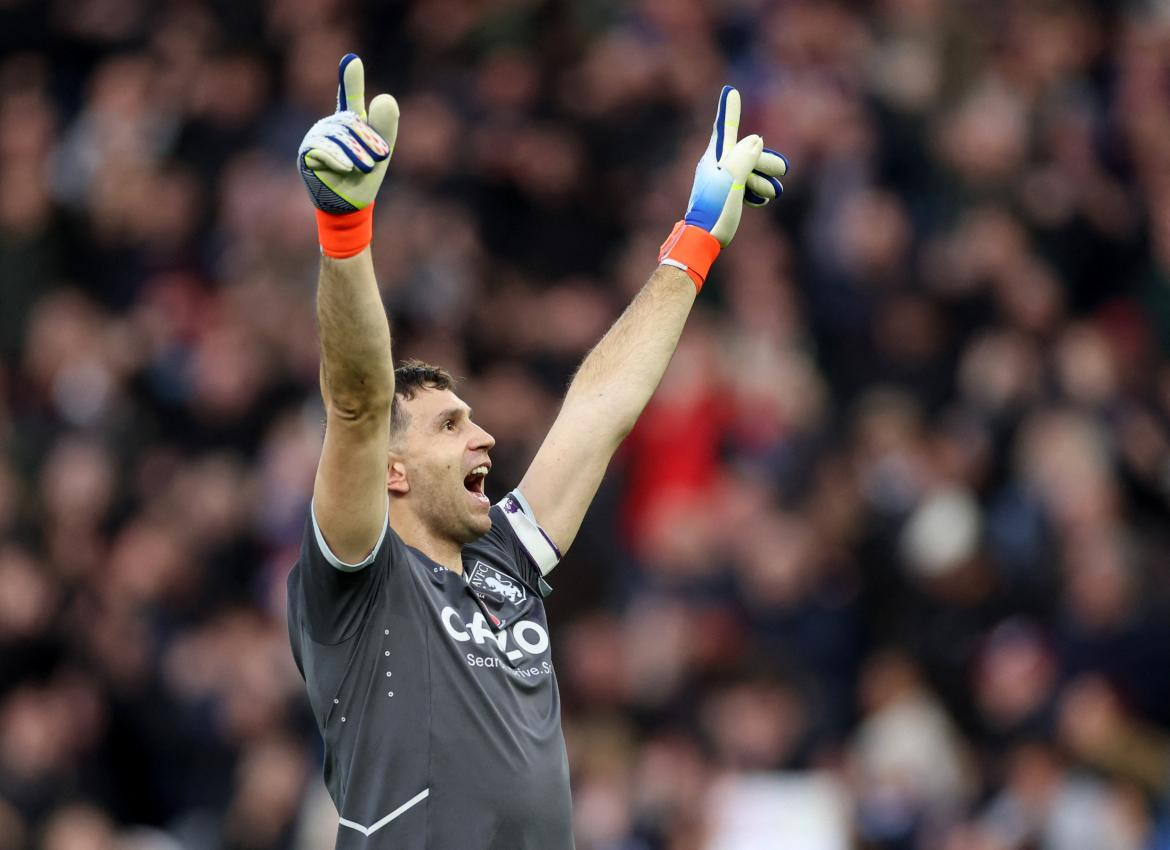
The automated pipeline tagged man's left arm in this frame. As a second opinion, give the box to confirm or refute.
[518,86,788,555]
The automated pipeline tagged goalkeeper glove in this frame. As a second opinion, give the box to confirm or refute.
[659,85,788,290]
[298,53,400,258]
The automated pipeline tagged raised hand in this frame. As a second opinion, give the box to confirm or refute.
[682,85,788,246]
[298,54,400,215]
[659,86,790,290]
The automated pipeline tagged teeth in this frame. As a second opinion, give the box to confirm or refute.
[471,465,488,476]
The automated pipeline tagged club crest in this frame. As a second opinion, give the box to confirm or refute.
[468,561,526,605]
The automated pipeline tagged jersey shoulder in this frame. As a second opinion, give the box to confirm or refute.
[463,490,560,594]
[289,503,408,646]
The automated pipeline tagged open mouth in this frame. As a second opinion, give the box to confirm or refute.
[464,464,489,504]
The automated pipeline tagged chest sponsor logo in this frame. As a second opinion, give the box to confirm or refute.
[441,605,551,677]
[468,561,526,605]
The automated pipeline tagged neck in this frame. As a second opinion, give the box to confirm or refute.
[389,504,464,574]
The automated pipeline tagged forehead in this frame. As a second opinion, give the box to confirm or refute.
[401,386,469,422]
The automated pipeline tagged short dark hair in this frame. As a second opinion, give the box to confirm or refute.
[391,359,457,439]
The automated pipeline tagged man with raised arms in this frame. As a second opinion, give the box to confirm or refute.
[286,53,788,849]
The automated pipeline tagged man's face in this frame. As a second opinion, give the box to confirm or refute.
[391,388,496,543]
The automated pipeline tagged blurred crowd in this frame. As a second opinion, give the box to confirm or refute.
[3,0,1170,848]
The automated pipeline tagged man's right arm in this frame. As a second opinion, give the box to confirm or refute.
[314,249,394,566]
[298,54,400,566]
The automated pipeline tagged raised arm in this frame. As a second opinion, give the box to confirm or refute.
[519,87,788,553]
[299,55,400,565]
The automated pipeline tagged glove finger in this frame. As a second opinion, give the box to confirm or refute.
[328,132,375,173]
[345,121,390,161]
[337,53,366,118]
[713,85,740,163]
[304,140,354,173]
[755,147,788,178]
[724,133,763,182]
[367,93,400,153]
[744,190,770,207]
[748,170,783,199]
[746,172,776,201]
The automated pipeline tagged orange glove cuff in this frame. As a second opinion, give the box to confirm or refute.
[316,204,374,259]
[657,220,721,292]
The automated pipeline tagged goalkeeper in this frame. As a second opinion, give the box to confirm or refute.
[286,53,788,849]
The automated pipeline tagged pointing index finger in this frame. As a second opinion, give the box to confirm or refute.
[713,85,741,164]
[337,53,367,118]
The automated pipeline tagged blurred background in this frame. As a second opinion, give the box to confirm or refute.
[2,0,1170,848]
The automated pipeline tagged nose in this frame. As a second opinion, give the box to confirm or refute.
[469,421,495,453]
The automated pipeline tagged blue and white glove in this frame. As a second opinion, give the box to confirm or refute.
[660,86,789,288]
[299,53,398,222]
[683,85,787,246]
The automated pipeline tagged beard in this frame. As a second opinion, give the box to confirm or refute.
[409,467,491,544]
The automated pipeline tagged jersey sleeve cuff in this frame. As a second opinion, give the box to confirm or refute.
[498,489,562,576]
[310,499,389,572]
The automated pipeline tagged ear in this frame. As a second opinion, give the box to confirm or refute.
[387,455,409,495]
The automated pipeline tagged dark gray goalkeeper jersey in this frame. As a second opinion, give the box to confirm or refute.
[287,490,573,850]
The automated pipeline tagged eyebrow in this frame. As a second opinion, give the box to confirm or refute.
[436,406,472,423]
